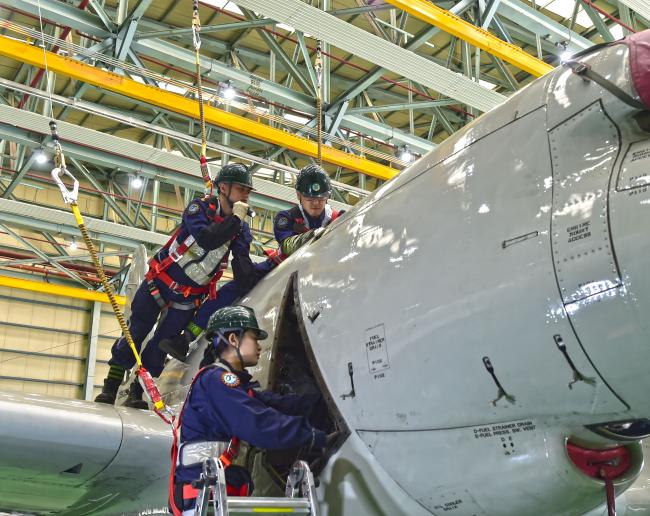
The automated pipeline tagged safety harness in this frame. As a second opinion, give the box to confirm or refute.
[169,362,254,515]
[145,198,232,308]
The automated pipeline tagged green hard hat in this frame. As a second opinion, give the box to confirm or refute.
[295,164,331,198]
[206,305,268,340]
[216,163,254,189]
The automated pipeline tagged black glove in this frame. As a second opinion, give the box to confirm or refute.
[196,216,240,250]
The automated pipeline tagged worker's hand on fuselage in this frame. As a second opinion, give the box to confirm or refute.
[311,227,326,241]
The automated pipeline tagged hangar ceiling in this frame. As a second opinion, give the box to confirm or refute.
[0,0,646,291]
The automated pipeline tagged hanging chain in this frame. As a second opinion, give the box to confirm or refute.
[192,0,212,195]
[314,42,323,166]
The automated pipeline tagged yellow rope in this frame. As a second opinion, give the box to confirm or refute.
[193,1,212,195]
[315,43,323,167]
[50,130,168,415]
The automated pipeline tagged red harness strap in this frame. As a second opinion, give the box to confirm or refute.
[147,203,231,301]
[147,264,211,298]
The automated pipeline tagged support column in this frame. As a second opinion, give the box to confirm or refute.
[84,301,101,401]
[151,179,160,232]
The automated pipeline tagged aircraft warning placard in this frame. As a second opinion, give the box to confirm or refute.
[365,324,390,373]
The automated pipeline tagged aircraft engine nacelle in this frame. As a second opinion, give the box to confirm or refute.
[0,391,171,514]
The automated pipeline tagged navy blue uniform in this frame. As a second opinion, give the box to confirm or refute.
[273,205,341,257]
[175,362,326,486]
[190,259,275,330]
[273,205,326,246]
[109,198,253,377]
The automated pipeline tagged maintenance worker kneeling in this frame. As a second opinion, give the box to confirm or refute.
[170,305,328,514]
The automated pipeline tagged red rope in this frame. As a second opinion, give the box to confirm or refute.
[581,0,637,34]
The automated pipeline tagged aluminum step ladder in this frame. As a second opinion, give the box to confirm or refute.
[193,459,319,516]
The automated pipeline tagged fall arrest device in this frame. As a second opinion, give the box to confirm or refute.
[49,121,173,424]
[144,199,231,308]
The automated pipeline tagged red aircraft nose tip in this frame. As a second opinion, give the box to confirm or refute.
[628,29,650,108]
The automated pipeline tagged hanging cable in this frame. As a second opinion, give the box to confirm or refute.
[35,0,54,120]
[314,42,323,166]
[192,0,213,196]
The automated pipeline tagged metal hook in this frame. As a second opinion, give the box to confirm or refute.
[51,166,79,204]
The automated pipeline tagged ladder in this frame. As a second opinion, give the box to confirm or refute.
[193,459,319,516]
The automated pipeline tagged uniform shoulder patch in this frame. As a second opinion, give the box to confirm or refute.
[221,371,241,388]
[188,203,200,215]
[276,215,290,230]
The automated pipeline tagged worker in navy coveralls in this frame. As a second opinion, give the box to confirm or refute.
[169,305,329,514]
[158,163,339,362]
[94,164,257,409]
[158,261,274,362]
[158,163,343,363]
[274,163,342,257]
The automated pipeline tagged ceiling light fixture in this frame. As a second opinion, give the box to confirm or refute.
[222,81,237,100]
[130,175,143,189]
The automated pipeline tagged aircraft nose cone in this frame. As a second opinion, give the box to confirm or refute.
[628,29,650,108]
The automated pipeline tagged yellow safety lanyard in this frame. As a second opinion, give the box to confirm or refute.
[49,121,173,424]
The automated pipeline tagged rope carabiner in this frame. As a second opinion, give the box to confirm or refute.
[48,120,173,421]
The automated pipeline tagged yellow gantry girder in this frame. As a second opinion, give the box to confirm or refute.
[0,274,126,305]
[382,0,554,78]
[0,36,398,181]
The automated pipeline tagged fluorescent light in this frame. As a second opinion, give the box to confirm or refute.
[277,23,296,33]
[478,79,497,90]
[283,113,310,124]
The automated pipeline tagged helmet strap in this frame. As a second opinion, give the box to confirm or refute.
[298,203,311,229]
[298,202,330,229]
[218,183,235,212]
[213,328,245,370]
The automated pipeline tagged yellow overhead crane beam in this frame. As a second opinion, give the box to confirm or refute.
[0,274,126,305]
[0,36,398,181]
[382,0,554,78]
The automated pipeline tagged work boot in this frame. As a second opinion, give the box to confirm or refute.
[124,381,149,410]
[94,377,121,405]
[159,332,192,362]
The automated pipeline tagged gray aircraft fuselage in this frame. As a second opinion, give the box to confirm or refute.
[2,29,650,516]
